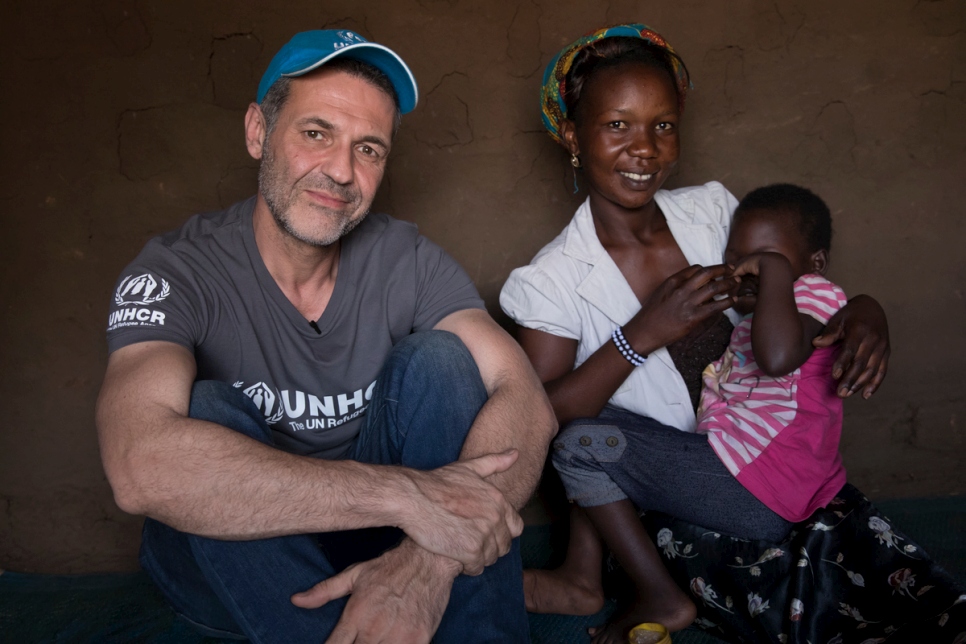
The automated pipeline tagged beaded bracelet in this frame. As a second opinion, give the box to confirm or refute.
[612,327,647,367]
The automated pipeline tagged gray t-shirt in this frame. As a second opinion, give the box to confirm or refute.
[106,197,485,459]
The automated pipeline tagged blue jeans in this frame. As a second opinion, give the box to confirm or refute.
[139,331,528,643]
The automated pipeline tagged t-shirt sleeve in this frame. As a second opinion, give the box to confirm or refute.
[499,264,581,341]
[793,274,848,325]
[105,240,208,354]
[411,234,485,332]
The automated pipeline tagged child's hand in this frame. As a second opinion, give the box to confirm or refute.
[729,252,790,278]
[728,253,794,316]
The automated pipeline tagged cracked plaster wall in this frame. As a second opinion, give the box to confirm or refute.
[0,0,963,573]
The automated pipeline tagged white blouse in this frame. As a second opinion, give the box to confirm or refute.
[500,181,740,432]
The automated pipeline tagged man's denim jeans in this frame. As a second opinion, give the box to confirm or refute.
[139,331,528,643]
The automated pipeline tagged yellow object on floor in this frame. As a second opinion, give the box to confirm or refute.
[628,622,670,644]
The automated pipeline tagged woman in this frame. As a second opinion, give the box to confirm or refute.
[499,24,890,642]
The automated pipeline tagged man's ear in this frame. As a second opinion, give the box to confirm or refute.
[244,103,267,160]
[559,119,580,159]
[810,248,830,276]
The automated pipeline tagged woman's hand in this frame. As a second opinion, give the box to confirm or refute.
[812,294,890,399]
[623,264,738,354]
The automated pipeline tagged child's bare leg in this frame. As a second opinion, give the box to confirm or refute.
[524,505,606,615]
[585,499,696,644]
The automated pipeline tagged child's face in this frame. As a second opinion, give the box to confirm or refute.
[725,208,818,315]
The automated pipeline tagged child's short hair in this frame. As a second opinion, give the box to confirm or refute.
[735,184,833,252]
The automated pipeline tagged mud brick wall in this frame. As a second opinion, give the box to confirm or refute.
[1,0,963,572]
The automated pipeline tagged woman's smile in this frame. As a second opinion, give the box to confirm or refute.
[618,169,657,184]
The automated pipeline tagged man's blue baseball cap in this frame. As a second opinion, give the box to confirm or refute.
[256,29,418,113]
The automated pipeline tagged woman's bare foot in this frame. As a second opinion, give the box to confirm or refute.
[588,589,697,644]
[523,568,605,615]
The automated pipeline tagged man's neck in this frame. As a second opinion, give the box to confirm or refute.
[252,195,341,323]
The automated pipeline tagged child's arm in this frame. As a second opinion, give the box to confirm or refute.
[732,252,824,376]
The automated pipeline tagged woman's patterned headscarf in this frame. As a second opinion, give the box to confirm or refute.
[540,23,691,144]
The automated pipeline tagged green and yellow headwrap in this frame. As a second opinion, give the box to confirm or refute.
[540,23,691,145]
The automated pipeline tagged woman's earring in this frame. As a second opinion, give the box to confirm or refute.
[570,154,581,194]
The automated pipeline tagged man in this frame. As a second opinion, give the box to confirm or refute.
[96,30,557,643]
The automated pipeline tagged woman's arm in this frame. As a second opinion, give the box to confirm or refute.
[517,327,633,425]
[733,252,824,376]
[517,264,738,425]
[812,294,890,398]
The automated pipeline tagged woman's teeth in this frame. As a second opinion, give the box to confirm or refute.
[620,171,654,181]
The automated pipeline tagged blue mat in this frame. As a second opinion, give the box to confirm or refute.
[1,495,963,643]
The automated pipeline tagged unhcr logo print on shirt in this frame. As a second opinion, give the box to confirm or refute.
[233,380,378,431]
[107,273,170,331]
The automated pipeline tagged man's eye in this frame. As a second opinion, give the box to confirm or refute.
[358,144,387,160]
[657,122,675,131]
[607,121,626,129]
[306,130,324,140]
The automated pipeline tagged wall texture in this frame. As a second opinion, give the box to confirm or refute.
[1,0,963,573]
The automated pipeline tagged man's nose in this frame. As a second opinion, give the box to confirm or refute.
[320,140,354,185]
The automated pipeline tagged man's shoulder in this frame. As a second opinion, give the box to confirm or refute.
[344,212,423,260]
[152,197,255,253]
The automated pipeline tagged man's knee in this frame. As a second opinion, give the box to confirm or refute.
[378,330,487,414]
[384,330,477,383]
[355,331,487,468]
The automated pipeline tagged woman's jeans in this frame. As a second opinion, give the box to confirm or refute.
[139,331,528,643]
[552,405,792,541]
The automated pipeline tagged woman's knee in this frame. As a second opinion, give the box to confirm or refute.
[551,421,632,505]
[552,420,628,468]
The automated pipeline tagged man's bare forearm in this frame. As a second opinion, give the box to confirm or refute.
[128,422,418,539]
[97,342,414,539]
[101,413,421,539]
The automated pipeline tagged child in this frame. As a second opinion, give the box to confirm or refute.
[697,183,848,525]
[525,183,848,643]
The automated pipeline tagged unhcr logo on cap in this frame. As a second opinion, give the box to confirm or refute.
[114,273,170,307]
[334,30,366,49]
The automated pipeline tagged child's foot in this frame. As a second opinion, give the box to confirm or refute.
[523,568,605,615]
[588,591,697,644]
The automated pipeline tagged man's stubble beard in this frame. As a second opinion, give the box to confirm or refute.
[258,141,371,248]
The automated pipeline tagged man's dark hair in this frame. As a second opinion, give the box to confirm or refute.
[736,183,833,252]
[563,36,687,121]
[260,57,402,136]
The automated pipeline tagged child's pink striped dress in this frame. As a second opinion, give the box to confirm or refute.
[697,274,849,522]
